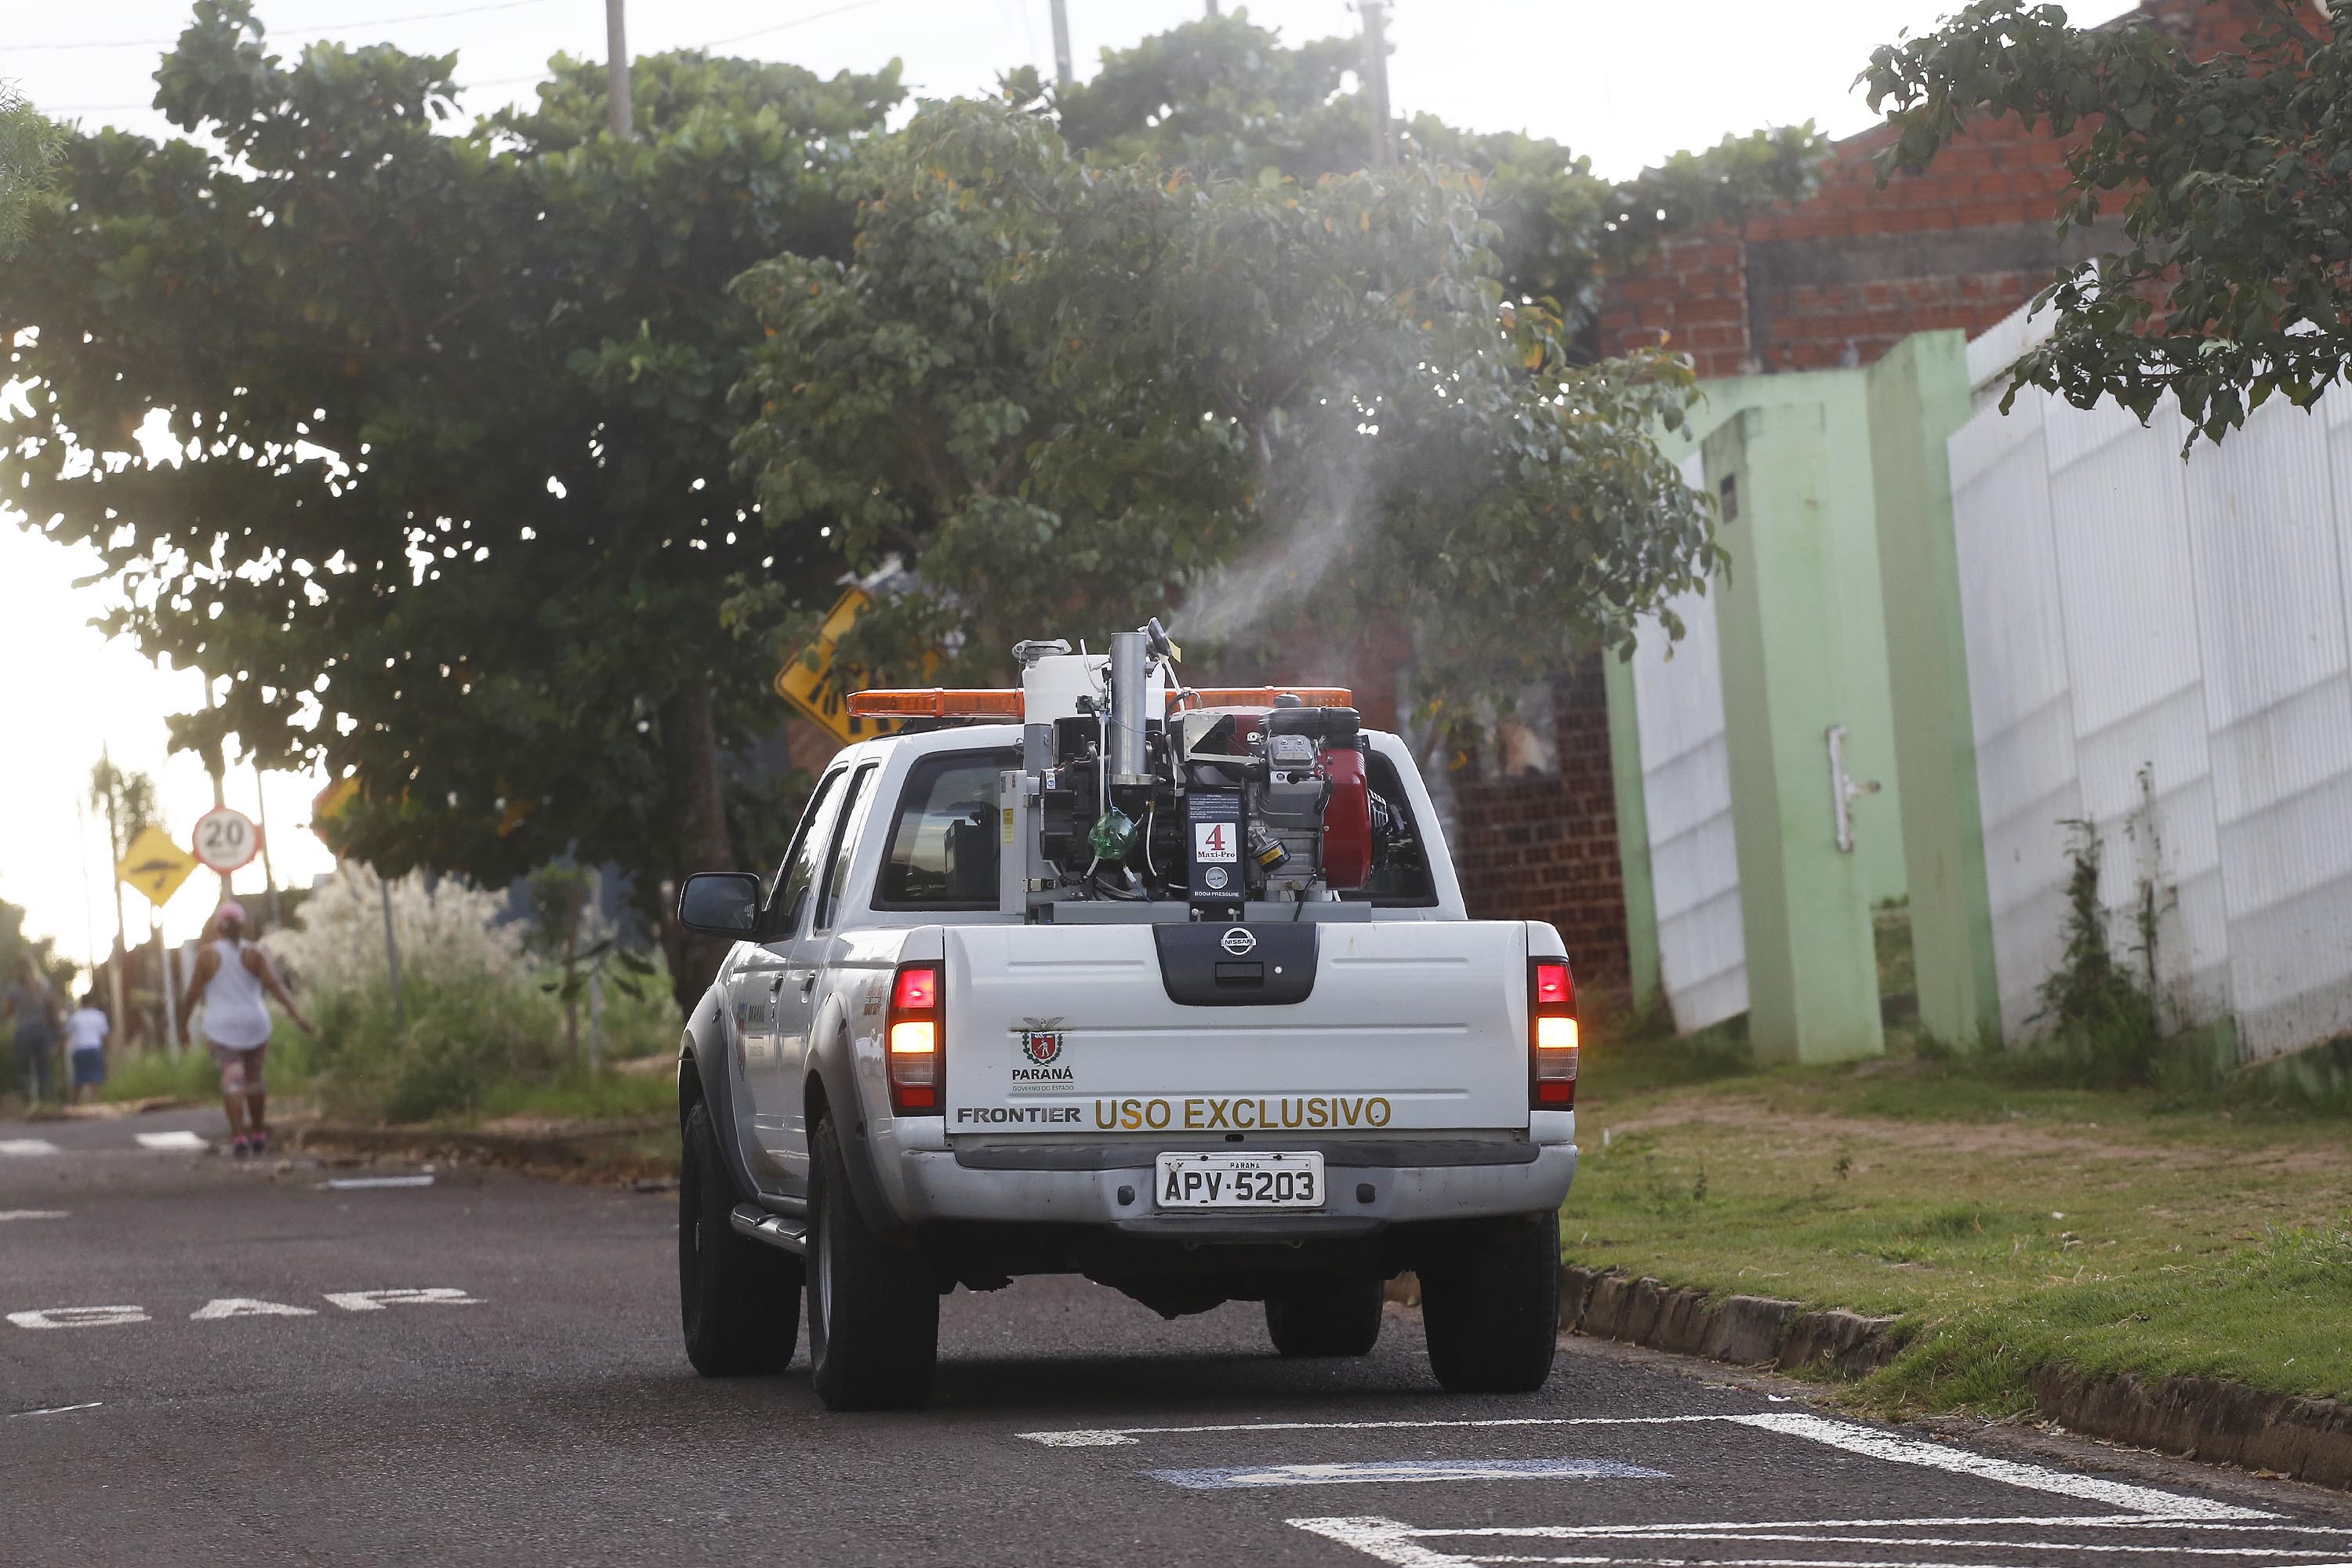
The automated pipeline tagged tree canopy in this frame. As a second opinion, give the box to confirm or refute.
[1037,13,1828,326]
[1865,0,2350,443]
[9,3,1784,990]
[732,102,1719,700]
[2,0,899,1004]
[0,85,64,259]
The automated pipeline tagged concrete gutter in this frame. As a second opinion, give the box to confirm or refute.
[1537,1265,2352,1493]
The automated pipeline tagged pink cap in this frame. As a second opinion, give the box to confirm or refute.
[216,901,248,924]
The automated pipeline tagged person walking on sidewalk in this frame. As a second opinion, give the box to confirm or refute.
[64,992,110,1105]
[5,956,60,1103]
[180,902,313,1157]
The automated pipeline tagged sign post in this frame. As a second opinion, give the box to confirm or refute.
[117,826,197,1060]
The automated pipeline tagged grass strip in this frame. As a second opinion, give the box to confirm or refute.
[1563,1033,2352,1415]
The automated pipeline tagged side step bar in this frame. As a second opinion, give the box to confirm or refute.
[729,1203,809,1256]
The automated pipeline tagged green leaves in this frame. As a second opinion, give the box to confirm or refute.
[1865,0,2350,447]
[733,100,1719,706]
[0,84,67,260]
[2,7,898,986]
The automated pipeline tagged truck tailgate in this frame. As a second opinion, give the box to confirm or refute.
[940,921,1531,1135]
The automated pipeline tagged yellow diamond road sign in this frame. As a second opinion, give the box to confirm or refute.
[116,824,198,909]
[774,586,909,747]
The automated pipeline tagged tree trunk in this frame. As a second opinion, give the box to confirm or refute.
[657,670,738,1018]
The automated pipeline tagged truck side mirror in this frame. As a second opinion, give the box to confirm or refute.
[677,872,763,938]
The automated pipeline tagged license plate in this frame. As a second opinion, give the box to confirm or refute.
[1153,1151,1325,1210]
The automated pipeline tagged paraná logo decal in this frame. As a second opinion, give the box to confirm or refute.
[1017,1018,1065,1065]
[1011,1017,1075,1093]
[1219,927,1257,956]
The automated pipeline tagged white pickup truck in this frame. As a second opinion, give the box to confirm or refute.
[672,629,1580,1409]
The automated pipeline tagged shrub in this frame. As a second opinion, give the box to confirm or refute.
[305,972,564,1123]
[270,862,678,1123]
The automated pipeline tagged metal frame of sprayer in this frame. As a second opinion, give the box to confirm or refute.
[990,620,1412,926]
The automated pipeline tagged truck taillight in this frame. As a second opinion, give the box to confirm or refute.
[1530,958,1578,1110]
[887,962,943,1115]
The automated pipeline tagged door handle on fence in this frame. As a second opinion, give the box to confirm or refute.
[1826,723,1882,854]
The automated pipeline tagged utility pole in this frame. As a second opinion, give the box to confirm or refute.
[1050,0,1073,88]
[252,760,281,931]
[201,674,230,908]
[1359,0,1395,169]
[379,873,406,1030]
[99,745,129,1045]
[605,0,633,139]
[1205,1,1220,13]
[74,787,100,1000]
[157,910,179,1058]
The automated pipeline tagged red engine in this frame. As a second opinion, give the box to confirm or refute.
[1320,745,1374,890]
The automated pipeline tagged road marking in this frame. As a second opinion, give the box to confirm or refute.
[135,1131,207,1151]
[6,1306,150,1330]
[1022,1415,1732,1447]
[12,1403,102,1418]
[1421,1526,2352,1555]
[1290,1515,2350,1568]
[321,1175,434,1189]
[0,1138,62,1156]
[1147,1458,1670,1490]
[323,1287,479,1312]
[0,1210,68,1221]
[191,1298,316,1321]
[1031,1410,2270,1525]
[1727,1413,2272,1521]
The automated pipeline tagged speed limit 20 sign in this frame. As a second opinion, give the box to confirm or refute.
[191,806,262,874]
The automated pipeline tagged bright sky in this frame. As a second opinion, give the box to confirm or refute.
[2,0,2141,966]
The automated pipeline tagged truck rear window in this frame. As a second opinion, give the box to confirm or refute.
[873,750,1016,910]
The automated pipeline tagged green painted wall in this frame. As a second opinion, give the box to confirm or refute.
[1702,402,1892,1063]
[1602,651,1662,1016]
[1609,339,2003,1060]
[1864,333,2003,1049]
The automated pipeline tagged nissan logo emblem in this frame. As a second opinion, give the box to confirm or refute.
[1220,927,1258,956]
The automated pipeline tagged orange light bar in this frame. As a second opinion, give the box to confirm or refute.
[847,688,1025,720]
[1171,686,1352,711]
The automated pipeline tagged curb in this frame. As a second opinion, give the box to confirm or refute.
[1551,1263,2352,1493]
[292,1119,676,1185]
[1558,1265,1901,1379]
[2031,1366,2352,1492]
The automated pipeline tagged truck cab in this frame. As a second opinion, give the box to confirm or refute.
[673,633,1578,1409]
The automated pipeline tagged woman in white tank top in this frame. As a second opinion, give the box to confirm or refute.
[181,902,314,1157]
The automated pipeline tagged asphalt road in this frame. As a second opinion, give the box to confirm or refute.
[6,1106,2349,1568]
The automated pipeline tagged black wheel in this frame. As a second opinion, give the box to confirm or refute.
[808,1116,938,1410]
[1265,1278,1385,1358]
[1421,1212,1561,1393]
[680,1099,801,1376]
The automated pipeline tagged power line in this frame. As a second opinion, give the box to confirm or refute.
[17,0,560,52]
[688,0,894,53]
[464,0,901,91]
[45,0,907,113]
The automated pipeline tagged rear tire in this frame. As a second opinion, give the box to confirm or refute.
[1265,1278,1385,1358]
[808,1116,938,1410]
[1421,1212,1560,1393]
[679,1099,800,1377]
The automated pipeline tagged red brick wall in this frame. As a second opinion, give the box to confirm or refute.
[1597,0,2288,376]
[1449,653,1632,991]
